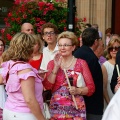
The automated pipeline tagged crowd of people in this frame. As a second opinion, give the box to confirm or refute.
[0,22,120,120]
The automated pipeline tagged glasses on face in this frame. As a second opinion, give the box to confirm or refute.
[43,31,55,36]
[58,44,73,48]
[108,46,120,52]
[0,44,4,47]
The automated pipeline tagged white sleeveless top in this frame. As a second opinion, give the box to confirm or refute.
[103,61,114,99]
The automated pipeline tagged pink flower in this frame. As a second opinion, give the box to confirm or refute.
[38,2,45,10]
[11,18,15,21]
[37,28,41,33]
[23,14,27,19]
[36,18,41,22]
[5,22,10,27]
[83,17,87,22]
[7,34,12,41]
[64,27,67,31]
[14,0,20,5]
[4,18,8,22]
[2,0,84,45]
[39,21,46,25]
[1,29,5,34]
[8,12,12,17]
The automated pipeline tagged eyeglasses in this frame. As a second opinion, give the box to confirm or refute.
[43,31,55,36]
[108,46,120,52]
[57,44,73,47]
[0,44,4,47]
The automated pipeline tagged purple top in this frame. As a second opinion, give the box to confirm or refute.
[99,56,107,65]
[1,60,43,113]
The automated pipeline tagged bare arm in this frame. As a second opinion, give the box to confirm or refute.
[47,53,61,84]
[20,69,45,120]
[0,75,3,84]
[102,64,110,104]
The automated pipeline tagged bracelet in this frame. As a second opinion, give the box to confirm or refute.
[51,71,57,75]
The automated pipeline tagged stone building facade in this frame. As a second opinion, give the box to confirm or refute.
[76,0,112,41]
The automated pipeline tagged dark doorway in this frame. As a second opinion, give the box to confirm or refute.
[112,0,120,35]
[0,0,14,30]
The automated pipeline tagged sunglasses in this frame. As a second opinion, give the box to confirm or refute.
[108,46,120,52]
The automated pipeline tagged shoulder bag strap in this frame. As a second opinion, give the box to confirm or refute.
[6,61,26,82]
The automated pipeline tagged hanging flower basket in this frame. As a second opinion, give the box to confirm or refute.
[1,0,86,45]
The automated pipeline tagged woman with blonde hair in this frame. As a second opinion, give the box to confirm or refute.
[102,37,120,109]
[0,33,45,120]
[43,31,95,120]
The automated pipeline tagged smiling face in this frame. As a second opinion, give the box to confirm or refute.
[58,38,75,57]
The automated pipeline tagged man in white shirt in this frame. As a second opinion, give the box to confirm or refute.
[40,23,59,70]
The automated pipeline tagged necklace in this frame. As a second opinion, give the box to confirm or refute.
[61,56,75,69]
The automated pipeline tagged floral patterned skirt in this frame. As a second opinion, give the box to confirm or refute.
[50,86,86,120]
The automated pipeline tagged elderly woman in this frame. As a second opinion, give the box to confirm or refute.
[43,31,95,120]
[102,37,120,109]
[0,33,45,120]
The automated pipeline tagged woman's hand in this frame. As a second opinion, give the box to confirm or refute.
[115,76,120,92]
[115,83,120,92]
[69,86,78,95]
[117,76,120,84]
[38,69,48,78]
[54,52,62,68]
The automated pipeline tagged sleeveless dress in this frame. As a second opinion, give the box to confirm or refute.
[29,54,43,70]
[103,61,114,110]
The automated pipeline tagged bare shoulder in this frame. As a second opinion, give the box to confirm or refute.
[18,68,32,75]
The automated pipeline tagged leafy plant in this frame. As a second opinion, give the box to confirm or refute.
[1,0,86,45]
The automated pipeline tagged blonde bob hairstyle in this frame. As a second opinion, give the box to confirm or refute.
[57,31,79,47]
[2,32,38,62]
[107,37,120,59]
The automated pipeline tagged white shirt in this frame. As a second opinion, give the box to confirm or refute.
[102,88,120,120]
[40,45,58,70]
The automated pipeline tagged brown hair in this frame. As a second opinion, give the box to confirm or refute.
[41,22,59,35]
[105,28,112,34]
